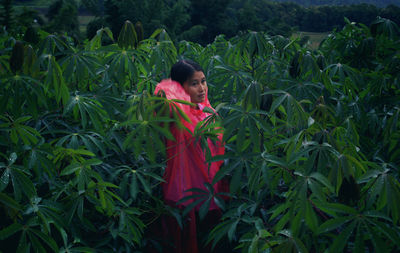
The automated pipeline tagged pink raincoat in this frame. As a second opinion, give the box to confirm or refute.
[154,79,226,252]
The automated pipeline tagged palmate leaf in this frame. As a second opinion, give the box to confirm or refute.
[37,34,69,56]
[59,49,101,90]
[115,164,164,200]
[63,93,108,131]
[317,216,354,234]
[212,58,251,102]
[371,17,400,40]
[44,55,70,106]
[2,74,47,116]
[55,131,109,156]
[105,47,139,87]
[115,207,145,246]
[238,31,274,57]
[0,153,36,201]
[207,219,237,249]
[270,230,308,253]
[148,30,177,77]
[86,27,114,50]
[263,89,308,129]
[328,220,357,253]
[269,170,336,235]
[26,226,59,252]
[359,167,400,223]
[222,105,269,153]
[123,94,182,161]
[0,115,42,145]
[210,151,260,194]
[315,207,400,253]
[118,20,138,49]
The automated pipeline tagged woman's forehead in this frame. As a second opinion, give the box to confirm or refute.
[189,71,205,80]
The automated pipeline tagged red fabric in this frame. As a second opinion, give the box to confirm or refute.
[154,79,225,210]
[154,79,225,252]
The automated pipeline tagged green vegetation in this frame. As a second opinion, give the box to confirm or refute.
[6,0,400,45]
[1,14,400,252]
[274,0,399,8]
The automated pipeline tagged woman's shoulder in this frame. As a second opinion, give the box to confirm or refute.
[154,79,191,102]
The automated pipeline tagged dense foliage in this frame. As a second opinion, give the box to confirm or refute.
[95,0,400,44]
[274,0,399,8]
[1,16,400,252]
[8,0,400,45]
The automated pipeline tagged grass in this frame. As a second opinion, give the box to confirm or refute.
[292,31,331,50]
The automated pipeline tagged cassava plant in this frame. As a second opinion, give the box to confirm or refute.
[0,16,399,253]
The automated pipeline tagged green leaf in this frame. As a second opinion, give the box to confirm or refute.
[130,173,138,200]
[30,228,59,252]
[305,201,318,232]
[199,198,211,220]
[366,223,389,253]
[61,163,82,176]
[82,158,102,167]
[329,220,356,253]
[293,236,309,253]
[0,168,10,191]
[0,192,22,210]
[9,152,17,165]
[0,222,23,240]
[269,93,288,113]
[310,172,334,192]
[228,219,239,241]
[317,216,353,234]
[118,20,138,49]
[230,165,243,193]
[12,169,36,198]
[136,173,151,194]
[367,219,400,246]
[319,203,358,215]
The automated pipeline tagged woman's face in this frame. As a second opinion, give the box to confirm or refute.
[183,71,207,103]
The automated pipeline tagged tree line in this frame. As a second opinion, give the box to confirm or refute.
[86,0,400,44]
[4,0,400,45]
[274,0,399,8]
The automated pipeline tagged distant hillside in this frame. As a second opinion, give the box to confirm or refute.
[273,0,399,7]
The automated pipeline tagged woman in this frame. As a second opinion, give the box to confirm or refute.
[154,59,226,253]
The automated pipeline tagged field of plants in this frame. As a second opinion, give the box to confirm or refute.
[0,17,400,252]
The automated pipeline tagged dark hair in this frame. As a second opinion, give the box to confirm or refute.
[170,59,203,85]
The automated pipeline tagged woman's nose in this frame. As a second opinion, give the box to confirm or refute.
[198,85,204,92]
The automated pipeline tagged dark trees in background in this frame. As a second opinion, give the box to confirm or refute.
[5,0,400,44]
[1,0,43,37]
[273,0,399,8]
[0,0,14,31]
[188,0,232,44]
[99,0,191,41]
[81,0,104,17]
[46,0,80,39]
